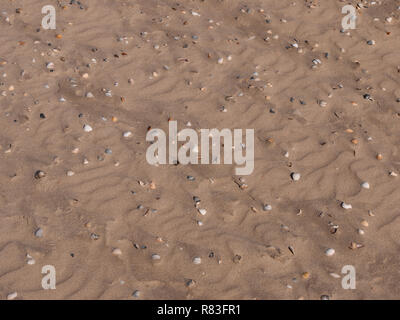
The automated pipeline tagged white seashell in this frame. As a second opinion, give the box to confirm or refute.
[123,131,132,138]
[46,62,54,69]
[7,292,17,300]
[330,273,341,279]
[263,204,272,211]
[319,100,327,107]
[83,124,93,132]
[112,248,122,256]
[325,248,335,256]
[341,202,352,210]
[198,208,207,215]
[132,290,140,297]
[151,254,161,260]
[35,228,43,237]
[361,182,370,189]
[193,257,201,264]
[358,229,365,235]
[86,92,94,98]
[66,170,75,176]
[217,57,224,64]
[291,172,301,181]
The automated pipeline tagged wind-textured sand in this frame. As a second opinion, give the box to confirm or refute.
[1,0,400,300]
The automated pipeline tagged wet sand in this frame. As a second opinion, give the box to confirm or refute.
[1,0,400,299]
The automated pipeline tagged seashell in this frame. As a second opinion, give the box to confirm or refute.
[361,182,370,189]
[361,220,369,227]
[83,124,93,132]
[193,257,201,264]
[341,202,352,210]
[35,228,43,238]
[112,248,122,256]
[291,172,301,181]
[34,170,46,179]
[319,100,327,107]
[151,254,161,260]
[123,131,132,138]
[263,204,272,211]
[325,248,335,256]
[7,292,17,300]
[132,290,140,297]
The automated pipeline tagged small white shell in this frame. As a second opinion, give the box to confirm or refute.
[341,202,352,210]
[291,172,301,181]
[319,100,327,107]
[198,208,207,215]
[7,292,17,300]
[325,248,335,256]
[123,131,132,138]
[83,124,93,132]
[193,257,201,264]
[66,170,75,176]
[112,248,122,256]
[361,182,370,189]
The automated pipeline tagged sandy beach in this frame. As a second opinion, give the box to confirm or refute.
[1,0,400,300]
